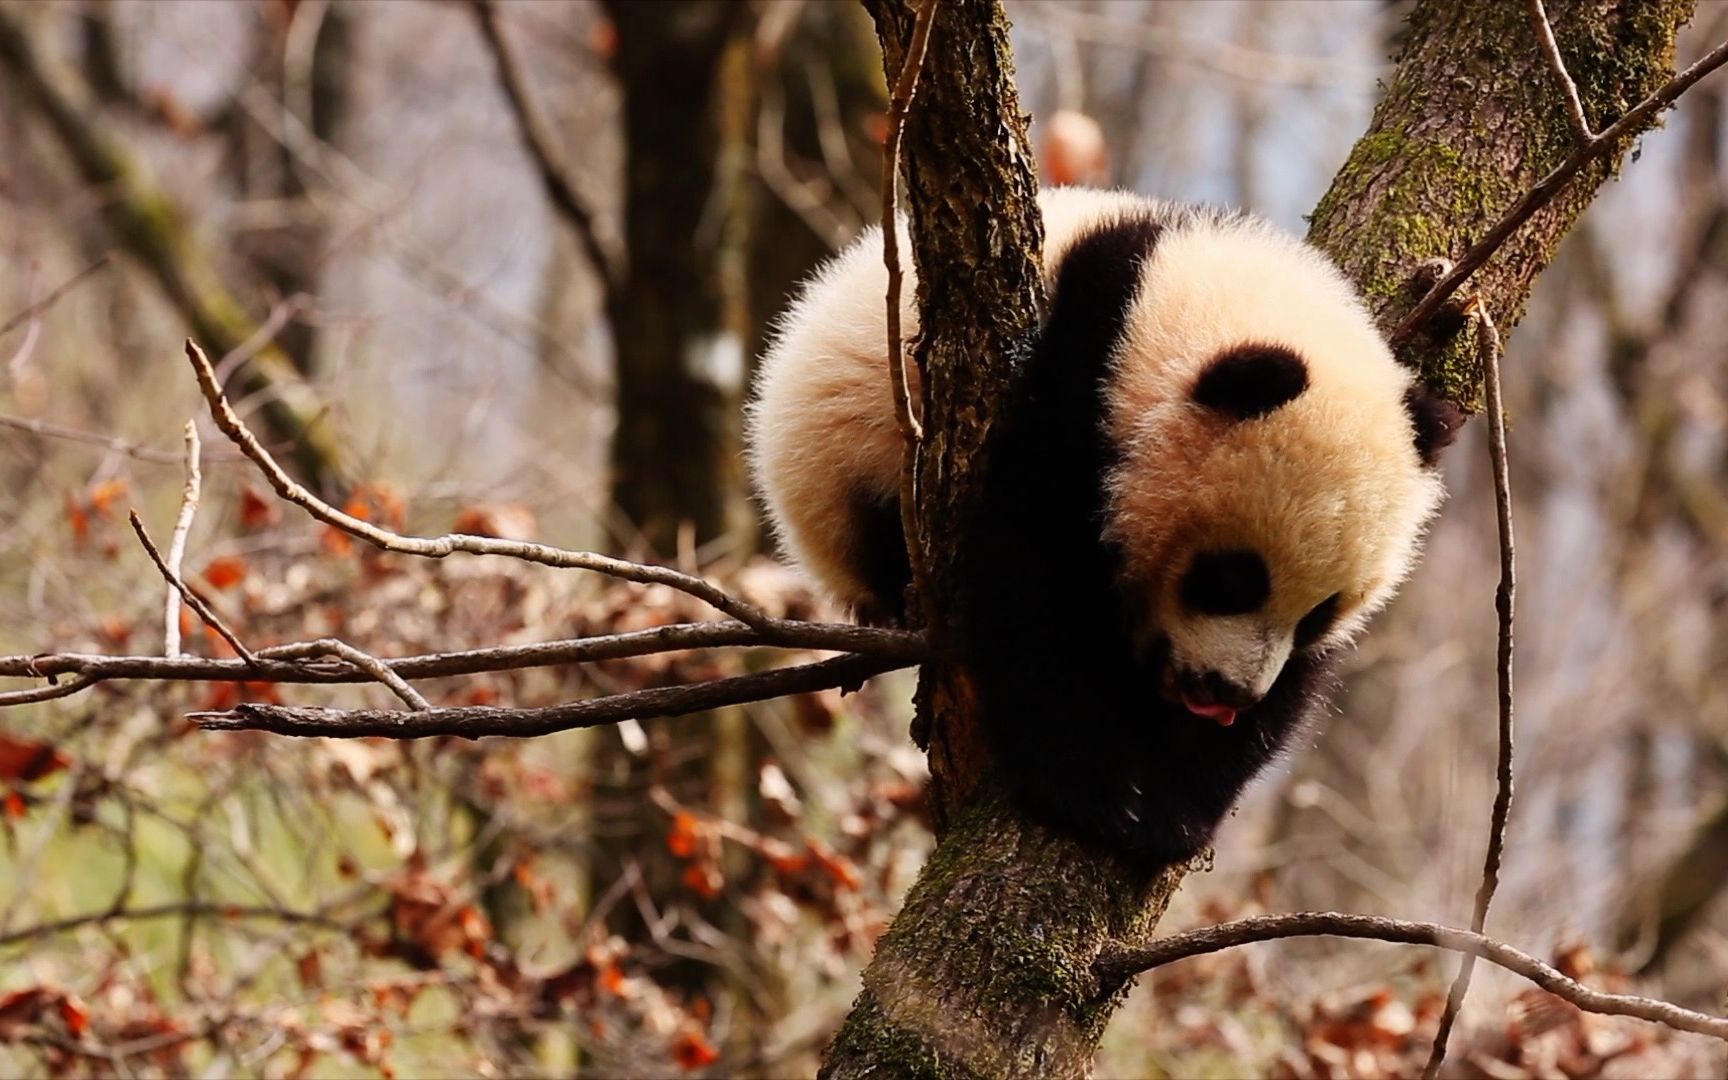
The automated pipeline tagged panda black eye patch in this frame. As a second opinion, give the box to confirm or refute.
[1179,550,1271,615]
[1192,344,1309,419]
[1294,593,1343,649]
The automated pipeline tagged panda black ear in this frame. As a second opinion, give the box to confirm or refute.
[1191,345,1308,420]
[1404,386,1464,468]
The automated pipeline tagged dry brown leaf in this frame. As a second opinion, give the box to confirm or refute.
[0,732,71,783]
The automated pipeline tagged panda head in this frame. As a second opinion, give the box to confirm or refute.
[1103,219,1460,727]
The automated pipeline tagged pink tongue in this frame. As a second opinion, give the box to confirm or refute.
[1183,698,1238,727]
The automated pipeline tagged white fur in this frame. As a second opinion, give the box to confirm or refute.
[747,187,1444,686]
[1103,209,1444,680]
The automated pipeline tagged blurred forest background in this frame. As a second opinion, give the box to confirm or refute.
[2,1,1728,1076]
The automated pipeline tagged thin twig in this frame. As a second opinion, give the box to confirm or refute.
[1527,0,1592,143]
[1423,305,1518,1078]
[182,339,775,629]
[162,422,202,657]
[0,412,207,464]
[189,652,909,739]
[1094,912,1728,1042]
[1392,37,1728,347]
[127,510,257,665]
[0,675,99,708]
[881,0,937,449]
[208,293,308,386]
[262,639,431,711]
[0,900,350,950]
[0,253,112,338]
[470,0,620,290]
[879,0,938,617]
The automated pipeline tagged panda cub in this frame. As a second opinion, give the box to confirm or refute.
[747,187,1459,864]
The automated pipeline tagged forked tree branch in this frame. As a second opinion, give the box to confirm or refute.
[824,2,1723,1077]
[0,619,922,692]
[189,652,909,739]
[181,340,774,629]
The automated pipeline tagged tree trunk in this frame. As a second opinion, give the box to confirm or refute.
[602,0,753,554]
[822,1,1696,1075]
[225,0,353,376]
[586,0,757,1006]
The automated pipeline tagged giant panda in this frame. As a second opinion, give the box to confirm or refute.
[746,187,1461,864]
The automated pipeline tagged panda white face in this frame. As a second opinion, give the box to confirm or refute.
[1098,219,1454,731]
[1152,547,1349,726]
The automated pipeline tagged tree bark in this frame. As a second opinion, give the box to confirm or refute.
[823,1,1699,1076]
[1308,0,1691,410]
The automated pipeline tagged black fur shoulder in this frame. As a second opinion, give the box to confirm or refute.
[954,210,1333,864]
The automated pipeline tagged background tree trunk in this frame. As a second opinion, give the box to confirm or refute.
[823,1,1697,1075]
[224,0,353,377]
[586,0,758,1005]
[602,0,754,556]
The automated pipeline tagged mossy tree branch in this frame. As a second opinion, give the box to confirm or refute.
[1309,0,1694,410]
[0,5,347,486]
[824,1,1705,1077]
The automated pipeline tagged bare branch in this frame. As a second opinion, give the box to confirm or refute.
[1392,36,1728,348]
[1424,306,1518,1077]
[1527,0,1593,143]
[880,0,939,621]
[0,901,351,950]
[162,422,202,657]
[881,0,937,449]
[0,618,923,697]
[127,510,258,666]
[188,652,909,739]
[182,339,775,629]
[0,413,191,465]
[260,639,431,711]
[470,0,621,290]
[1095,913,1728,1043]
[0,675,100,709]
[0,619,924,711]
[0,253,112,339]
